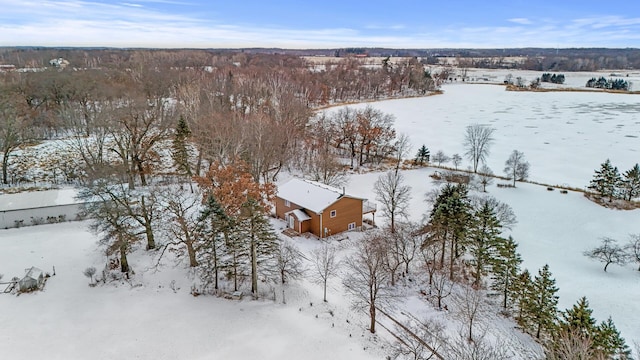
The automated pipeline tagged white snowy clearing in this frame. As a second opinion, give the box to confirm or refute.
[1,77,639,358]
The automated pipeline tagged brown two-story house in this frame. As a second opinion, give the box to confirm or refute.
[275,178,376,238]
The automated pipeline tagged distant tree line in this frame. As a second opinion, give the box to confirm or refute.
[540,73,565,84]
[586,77,630,91]
[0,50,439,186]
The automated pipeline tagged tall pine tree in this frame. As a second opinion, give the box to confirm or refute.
[526,264,559,339]
[588,159,622,202]
[490,236,522,310]
[559,296,598,337]
[513,269,533,329]
[467,201,502,287]
[621,163,640,201]
[414,145,430,166]
[429,183,471,280]
[172,115,194,190]
[595,317,632,359]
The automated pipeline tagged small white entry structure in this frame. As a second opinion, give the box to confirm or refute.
[18,267,44,292]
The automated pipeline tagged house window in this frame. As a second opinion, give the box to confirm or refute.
[284,200,290,207]
[348,222,356,231]
[330,210,337,218]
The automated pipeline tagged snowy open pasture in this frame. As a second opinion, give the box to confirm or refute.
[333,81,640,189]
[0,222,377,360]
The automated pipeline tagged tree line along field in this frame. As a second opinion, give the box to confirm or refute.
[1,49,639,359]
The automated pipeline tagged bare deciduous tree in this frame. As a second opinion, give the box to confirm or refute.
[477,164,494,192]
[159,187,203,267]
[584,237,628,272]
[394,133,411,172]
[451,153,462,170]
[310,243,340,302]
[454,285,486,342]
[343,233,394,333]
[274,239,306,304]
[626,234,640,271]
[83,267,97,285]
[464,124,495,173]
[432,150,450,167]
[374,170,412,233]
[504,150,530,187]
[431,271,453,310]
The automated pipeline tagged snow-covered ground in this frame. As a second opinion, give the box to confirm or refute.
[344,168,640,350]
[330,80,640,189]
[0,222,379,360]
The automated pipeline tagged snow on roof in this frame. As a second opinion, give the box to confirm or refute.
[24,266,43,279]
[285,209,312,221]
[0,188,81,212]
[277,178,362,214]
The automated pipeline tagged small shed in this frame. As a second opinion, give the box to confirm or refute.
[18,267,44,292]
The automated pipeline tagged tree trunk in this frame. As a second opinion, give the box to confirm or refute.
[369,303,376,333]
[2,156,8,184]
[323,279,327,302]
[144,223,155,250]
[186,241,198,267]
[250,222,258,298]
[449,236,455,281]
[120,242,130,273]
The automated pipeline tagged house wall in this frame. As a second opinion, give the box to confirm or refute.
[275,196,363,238]
[320,197,363,238]
[0,203,85,230]
[274,197,303,219]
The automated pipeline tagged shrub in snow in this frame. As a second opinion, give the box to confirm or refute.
[83,267,97,285]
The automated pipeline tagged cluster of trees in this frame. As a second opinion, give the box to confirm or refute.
[418,182,632,358]
[546,297,632,359]
[79,160,288,298]
[0,51,438,187]
[540,73,565,84]
[303,106,397,184]
[586,77,630,91]
[588,159,640,202]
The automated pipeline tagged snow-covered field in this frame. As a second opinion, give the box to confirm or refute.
[0,222,378,360]
[333,80,640,189]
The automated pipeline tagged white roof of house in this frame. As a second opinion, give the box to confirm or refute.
[285,209,312,221]
[0,188,80,212]
[277,178,362,214]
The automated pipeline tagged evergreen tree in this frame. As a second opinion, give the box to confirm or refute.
[239,198,280,298]
[429,183,471,280]
[595,317,632,359]
[513,269,533,329]
[526,264,559,339]
[414,144,430,166]
[467,201,502,287]
[621,163,640,201]
[198,194,230,291]
[172,115,193,189]
[559,296,598,337]
[588,159,622,202]
[490,236,522,310]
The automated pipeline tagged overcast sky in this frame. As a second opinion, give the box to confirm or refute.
[2,0,640,48]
